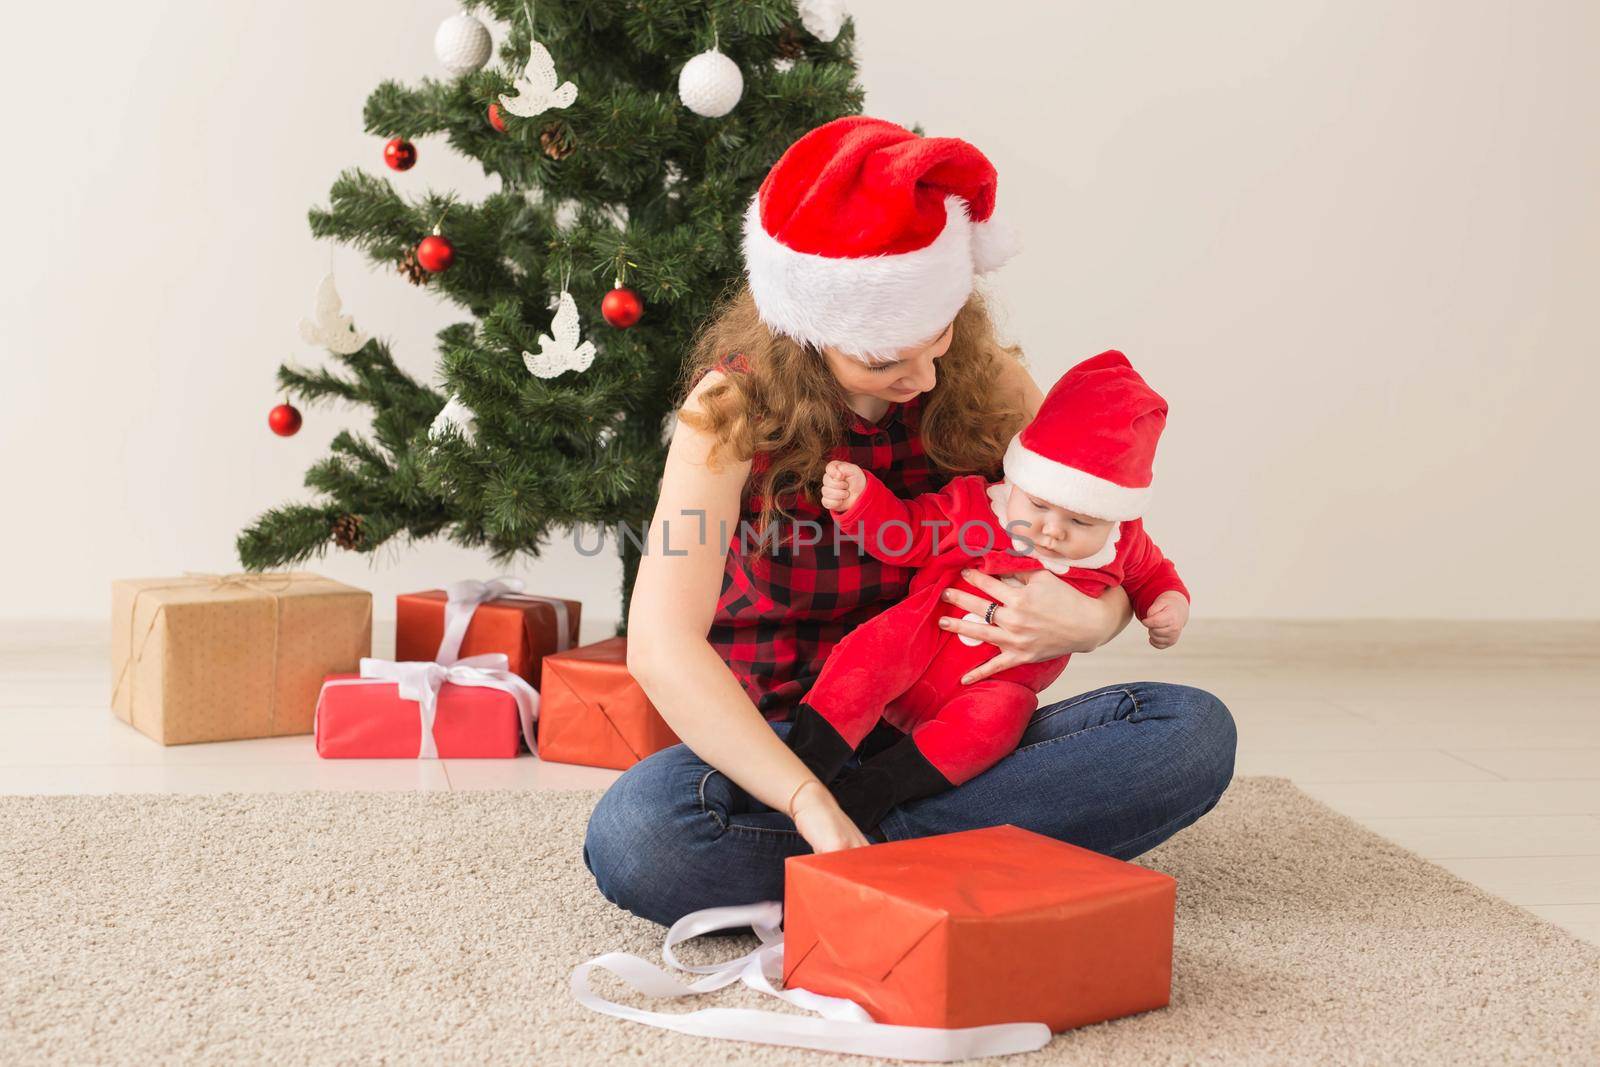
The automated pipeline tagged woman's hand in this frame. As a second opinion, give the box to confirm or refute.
[939,569,1132,684]
[790,779,872,853]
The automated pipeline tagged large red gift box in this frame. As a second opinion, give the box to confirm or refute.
[315,671,524,758]
[783,824,1176,1031]
[536,637,680,769]
[395,588,580,686]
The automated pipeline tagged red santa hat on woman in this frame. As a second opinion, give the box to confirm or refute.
[1005,351,1168,522]
[742,116,1020,363]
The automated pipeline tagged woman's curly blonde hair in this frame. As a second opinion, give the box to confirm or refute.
[678,285,1029,531]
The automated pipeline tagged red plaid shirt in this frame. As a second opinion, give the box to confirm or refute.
[705,361,958,720]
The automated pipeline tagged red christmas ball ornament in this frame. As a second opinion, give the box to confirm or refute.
[268,402,302,437]
[487,103,507,132]
[416,233,455,273]
[601,286,643,328]
[383,138,417,171]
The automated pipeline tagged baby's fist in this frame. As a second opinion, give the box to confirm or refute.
[820,460,867,512]
[1143,591,1190,650]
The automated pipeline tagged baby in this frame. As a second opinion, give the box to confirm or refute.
[784,350,1191,833]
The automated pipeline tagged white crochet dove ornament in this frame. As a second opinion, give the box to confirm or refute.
[523,290,596,378]
[499,41,577,118]
[297,274,367,355]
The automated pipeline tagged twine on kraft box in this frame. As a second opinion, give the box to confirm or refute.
[110,572,369,742]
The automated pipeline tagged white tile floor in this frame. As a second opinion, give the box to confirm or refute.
[4,619,1597,947]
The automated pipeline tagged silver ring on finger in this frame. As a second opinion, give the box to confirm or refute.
[983,601,999,626]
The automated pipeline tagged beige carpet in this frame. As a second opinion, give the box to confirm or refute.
[1,778,1596,1066]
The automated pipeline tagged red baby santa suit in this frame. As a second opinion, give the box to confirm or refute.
[786,352,1189,833]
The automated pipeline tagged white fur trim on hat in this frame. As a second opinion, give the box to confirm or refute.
[1003,436,1154,522]
[743,195,984,363]
[971,214,1021,273]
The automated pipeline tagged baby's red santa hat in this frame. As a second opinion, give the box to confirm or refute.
[743,116,1020,363]
[1005,351,1168,522]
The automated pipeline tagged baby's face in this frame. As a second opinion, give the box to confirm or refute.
[1004,485,1116,564]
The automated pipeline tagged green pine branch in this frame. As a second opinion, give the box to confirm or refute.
[241,0,865,619]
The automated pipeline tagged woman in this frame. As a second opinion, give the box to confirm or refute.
[584,117,1236,927]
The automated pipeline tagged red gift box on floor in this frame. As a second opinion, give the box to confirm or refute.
[395,579,580,686]
[536,637,680,770]
[314,655,538,759]
[783,824,1176,1031]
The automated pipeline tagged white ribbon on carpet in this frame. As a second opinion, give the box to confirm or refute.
[437,577,572,665]
[570,901,1051,1061]
[317,653,539,758]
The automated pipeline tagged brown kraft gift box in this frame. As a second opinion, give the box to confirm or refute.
[111,573,372,745]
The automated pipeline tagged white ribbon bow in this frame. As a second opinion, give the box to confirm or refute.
[437,576,572,665]
[571,901,1051,1061]
[320,653,539,759]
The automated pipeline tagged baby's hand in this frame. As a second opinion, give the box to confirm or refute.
[1143,591,1190,650]
[821,461,867,512]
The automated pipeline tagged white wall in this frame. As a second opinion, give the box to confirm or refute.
[2,1,1596,621]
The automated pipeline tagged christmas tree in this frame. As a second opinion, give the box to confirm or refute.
[238,0,861,621]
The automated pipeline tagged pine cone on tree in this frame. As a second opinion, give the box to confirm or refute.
[397,248,428,286]
[330,513,365,550]
[776,25,807,61]
[540,123,575,160]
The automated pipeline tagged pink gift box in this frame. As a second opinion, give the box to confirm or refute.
[315,672,523,758]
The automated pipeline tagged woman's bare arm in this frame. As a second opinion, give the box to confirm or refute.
[626,373,868,848]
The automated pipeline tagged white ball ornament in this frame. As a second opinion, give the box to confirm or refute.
[434,13,493,75]
[678,49,744,118]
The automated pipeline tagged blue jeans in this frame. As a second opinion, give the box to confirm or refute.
[584,682,1236,927]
